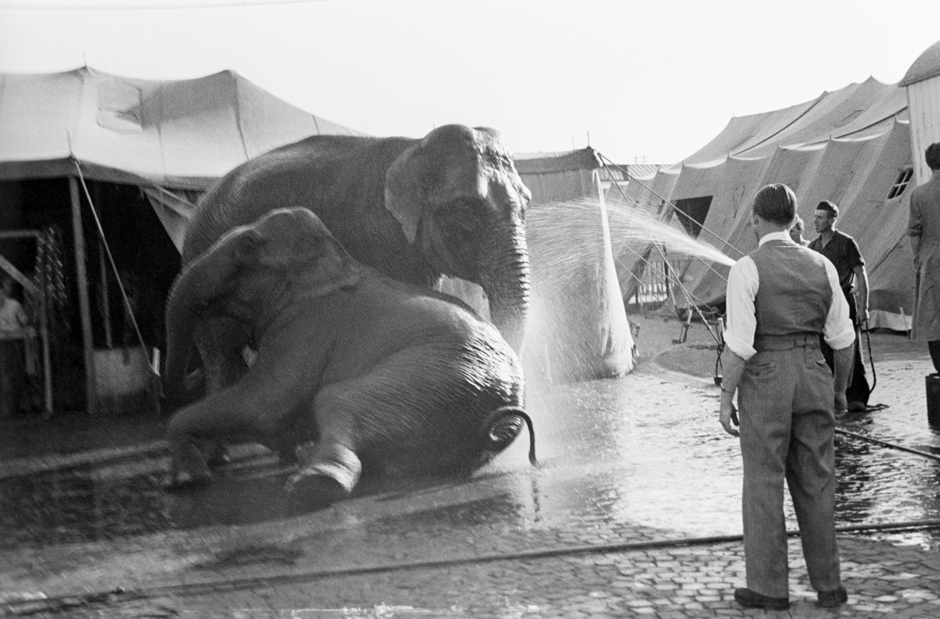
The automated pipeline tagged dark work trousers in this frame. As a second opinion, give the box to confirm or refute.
[738,335,841,598]
[820,289,870,406]
[929,340,940,375]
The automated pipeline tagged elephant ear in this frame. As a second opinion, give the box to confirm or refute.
[254,207,364,298]
[385,124,486,245]
[384,140,429,245]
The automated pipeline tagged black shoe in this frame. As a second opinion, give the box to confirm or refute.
[817,586,848,608]
[734,588,789,610]
[847,401,868,412]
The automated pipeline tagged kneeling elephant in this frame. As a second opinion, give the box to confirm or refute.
[163,207,535,500]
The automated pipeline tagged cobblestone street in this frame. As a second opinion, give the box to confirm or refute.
[2,317,939,618]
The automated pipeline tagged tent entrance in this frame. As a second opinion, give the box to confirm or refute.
[2,177,180,415]
[673,196,713,238]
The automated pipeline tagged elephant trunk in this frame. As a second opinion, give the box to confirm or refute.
[479,225,530,353]
[163,252,225,402]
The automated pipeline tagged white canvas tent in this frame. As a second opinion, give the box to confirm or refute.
[612,76,916,331]
[0,67,364,414]
[0,67,365,251]
[515,148,635,381]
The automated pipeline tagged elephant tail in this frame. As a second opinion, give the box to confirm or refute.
[481,406,538,466]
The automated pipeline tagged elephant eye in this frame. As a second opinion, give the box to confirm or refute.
[447,203,480,231]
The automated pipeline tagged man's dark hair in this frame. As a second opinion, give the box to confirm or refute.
[815,200,839,218]
[752,183,797,225]
[926,142,940,171]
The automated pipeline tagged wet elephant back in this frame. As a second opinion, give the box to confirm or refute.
[320,273,516,382]
[320,280,524,476]
[182,135,423,280]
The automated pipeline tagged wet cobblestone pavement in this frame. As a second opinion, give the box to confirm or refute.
[1,318,939,617]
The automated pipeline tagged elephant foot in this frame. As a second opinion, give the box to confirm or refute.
[205,442,231,468]
[284,471,350,506]
[285,443,362,503]
[165,469,213,492]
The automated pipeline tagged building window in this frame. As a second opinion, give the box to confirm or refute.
[887,168,914,200]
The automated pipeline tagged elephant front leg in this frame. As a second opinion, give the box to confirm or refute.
[195,316,252,395]
[166,412,215,489]
[165,378,303,490]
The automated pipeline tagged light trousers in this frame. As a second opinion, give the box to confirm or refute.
[738,336,841,598]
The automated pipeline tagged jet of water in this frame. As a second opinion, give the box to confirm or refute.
[528,197,736,276]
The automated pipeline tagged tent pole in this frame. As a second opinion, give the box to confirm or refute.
[69,176,98,416]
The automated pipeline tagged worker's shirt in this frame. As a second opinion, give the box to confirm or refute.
[809,229,864,293]
[724,231,855,361]
[0,297,27,334]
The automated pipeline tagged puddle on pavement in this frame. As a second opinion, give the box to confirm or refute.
[2,373,939,550]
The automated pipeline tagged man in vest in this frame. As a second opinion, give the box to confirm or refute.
[719,184,855,610]
[809,200,871,411]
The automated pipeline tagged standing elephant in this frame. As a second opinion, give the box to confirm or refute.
[164,208,535,499]
[180,124,531,398]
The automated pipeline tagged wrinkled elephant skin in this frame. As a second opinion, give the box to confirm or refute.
[164,208,534,501]
[180,124,531,401]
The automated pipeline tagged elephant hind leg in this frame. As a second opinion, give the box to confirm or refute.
[285,442,361,505]
[285,387,362,502]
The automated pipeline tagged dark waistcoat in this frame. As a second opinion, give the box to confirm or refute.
[750,240,833,337]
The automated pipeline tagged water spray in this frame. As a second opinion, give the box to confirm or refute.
[596,157,737,362]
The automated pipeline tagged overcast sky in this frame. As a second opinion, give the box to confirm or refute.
[0,0,937,163]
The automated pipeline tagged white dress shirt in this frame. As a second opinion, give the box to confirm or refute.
[724,231,855,361]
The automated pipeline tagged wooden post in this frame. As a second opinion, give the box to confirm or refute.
[70,177,97,415]
[0,230,54,417]
[40,266,53,418]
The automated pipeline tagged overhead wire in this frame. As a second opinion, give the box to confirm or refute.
[72,159,152,371]
[597,153,746,259]
[596,156,731,347]
[598,155,737,288]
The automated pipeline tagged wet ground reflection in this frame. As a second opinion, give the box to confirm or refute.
[2,366,939,552]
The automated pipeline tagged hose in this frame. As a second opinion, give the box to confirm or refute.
[864,323,877,393]
[836,427,940,463]
[8,517,940,613]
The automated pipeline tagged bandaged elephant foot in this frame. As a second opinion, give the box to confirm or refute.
[285,442,362,503]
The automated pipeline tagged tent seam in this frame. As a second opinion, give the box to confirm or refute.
[69,68,90,160]
[832,109,909,141]
[156,80,168,184]
[732,95,828,157]
[233,72,249,162]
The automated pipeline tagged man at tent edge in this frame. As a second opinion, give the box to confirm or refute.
[809,200,871,411]
[908,141,940,375]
